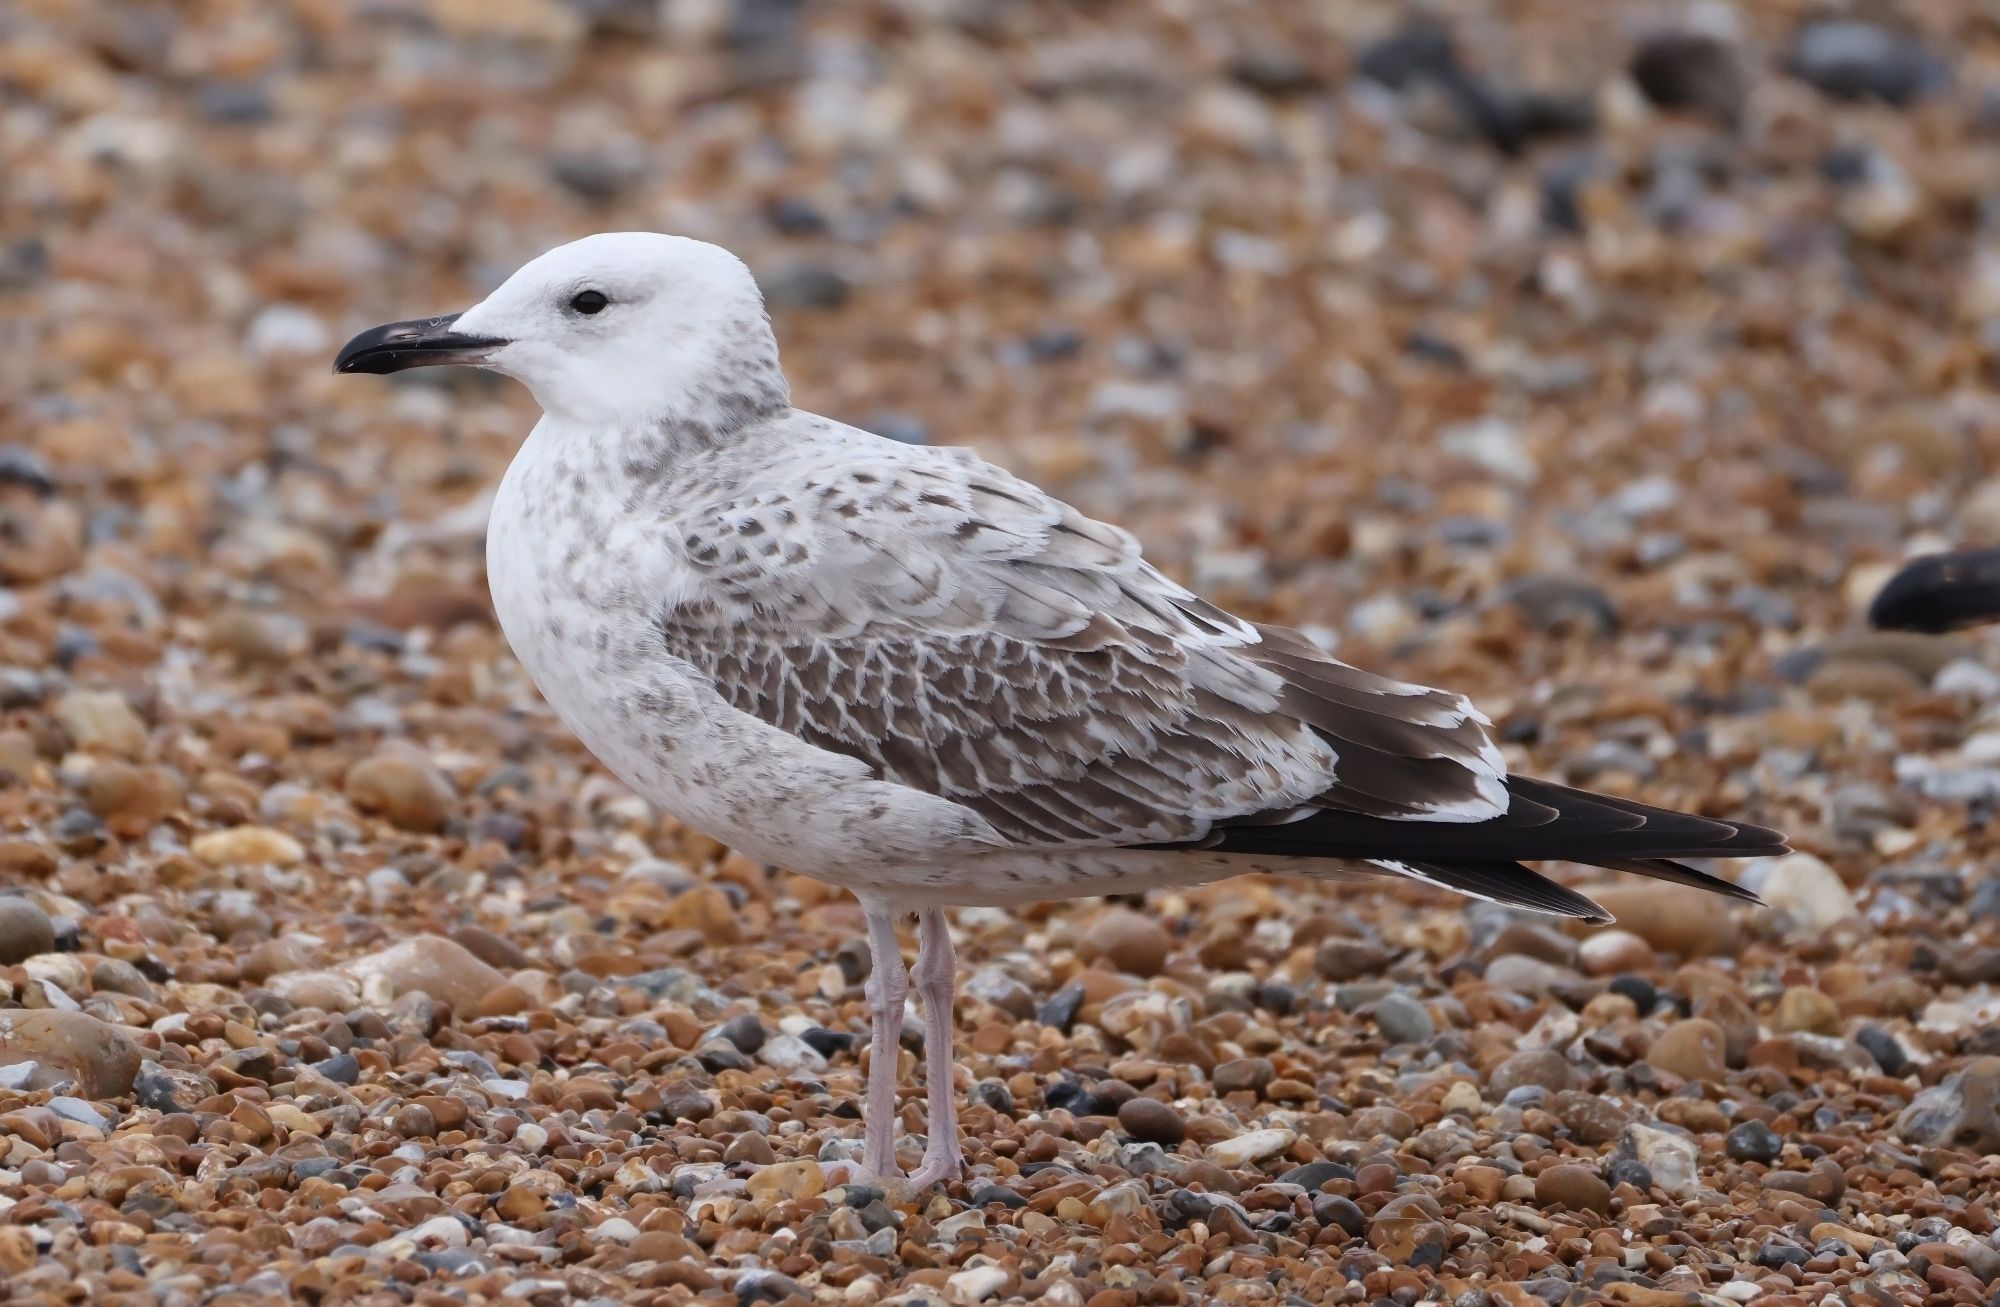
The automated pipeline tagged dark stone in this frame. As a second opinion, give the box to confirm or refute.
[1630,30,1745,123]
[1116,1096,1186,1146]
[1857,1025,1909,1077]
[1229,46,1322,96]
[1278,1160,1352,1192]
[1605,1157,1653,1192]
[1725,1120,1783,1164]
[1039,981,1085,1032]
[1609,975,1659,1014]
[763,197,828,236]
[1019,328,1084,364]
[0,238,48,291]
[1754,1241,1811,1269]
[970,1079,1013,1114]
[717,1014,766,1054]
[133,1063,215,1113]
[1356,22,1459,89]
[778,1027,845,1065]
[1313,1193,1368,1238]
[1968,879,2000,921]
[0,447,55,496]
[1502,574,1619,636]
[193,80,274,124]
[1787,20,1947,106]
[737,1272,806,1306]
[1042,1078,1092,1115]
[759,263,852,311]
[52,808,108,854]
[967,1182,1026,1208]
[838,1184,883,1208]
[696,1043,754,1073]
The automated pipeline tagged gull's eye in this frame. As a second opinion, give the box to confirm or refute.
[569,290,609,315]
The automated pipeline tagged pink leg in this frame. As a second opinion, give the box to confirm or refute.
[905,907,963,1189]
[860,905,908,1179]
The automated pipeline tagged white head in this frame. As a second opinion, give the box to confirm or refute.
[334,232,789,430]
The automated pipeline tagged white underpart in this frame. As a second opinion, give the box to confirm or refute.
[421,231,1530,1188]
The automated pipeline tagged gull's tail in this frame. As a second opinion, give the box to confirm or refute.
[1167,776,1786,923]
[1869,546,2000,634]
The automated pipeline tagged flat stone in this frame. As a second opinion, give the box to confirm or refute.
[340,935,506,1010]
[0,1010,141,1098]
[1207,1127,1295,1169]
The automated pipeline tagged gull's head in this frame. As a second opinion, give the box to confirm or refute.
[334,232,785,427]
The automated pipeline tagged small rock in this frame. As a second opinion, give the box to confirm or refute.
[1117,1097,1186,1147]
[661,885,743,944]
[0,1010,141,1098]
[191,826,305,868]
[267,969,361,1012]
[944,1264,1011,1304]
[1314,936,1393,981]
[1897,1057,2000,1154]
[1207,1127,1295,1169]
[1552,1089,1629,1146]
[656,1081,715,1123]
[758,1033,828,1074]
[1212,1057,1275,1096]
[1489,1049,1573,1097]
[1761,1156,1847,1205]
[340,935,506,1011]
[758,263,851,310]
[1630,29,1746,123]
[1589,884,1739,957]
[1647,1019,1727,1083]
[345,749,458,833]
[1787,19,1946,106]
[1077,908,1171,977]
[1772,986,1842,1036]
[1726,1120,1783,1164]
[1534,1163,1611,1215]
[0,898,55,965]
[1484,953,1575,995]
[55,690,148,757]
[1502,575,1618,636]
[1760,853,1857,932]
[1621,1123,1699,1199]
[745,1158,824,1207]
[1374,991,1436,1045]
[1578,929,1655,977]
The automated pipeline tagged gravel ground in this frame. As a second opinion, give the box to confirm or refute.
[4,2,2000,1304]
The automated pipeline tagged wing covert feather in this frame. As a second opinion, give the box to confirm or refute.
[658,443,1508,848]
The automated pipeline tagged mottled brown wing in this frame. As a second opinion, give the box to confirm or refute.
[658,440,1508,849]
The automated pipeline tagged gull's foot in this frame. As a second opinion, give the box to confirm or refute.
[904,1143,964,1192]
[820,1158,869,1187]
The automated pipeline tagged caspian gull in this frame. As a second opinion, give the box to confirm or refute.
[335,232,1788,1190]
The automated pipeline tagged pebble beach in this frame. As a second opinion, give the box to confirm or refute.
[3,1,2000,1303]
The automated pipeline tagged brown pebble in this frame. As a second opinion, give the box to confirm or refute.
[1534,1163,1612,1215]
[1077,907,1171,977]
[1489,1049,1573,1097]
[1646,1019,1727,1083]
[1116,1096,1186,1146]
[1771,986,1842,1036]
[1212,1056,1275,1096]
[345,748,458,832]
[0,898,55,965]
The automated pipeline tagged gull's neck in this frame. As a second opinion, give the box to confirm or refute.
[533,312,792,485]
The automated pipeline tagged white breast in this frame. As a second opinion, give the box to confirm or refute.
[484,419,989,883]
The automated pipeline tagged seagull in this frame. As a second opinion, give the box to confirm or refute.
[336,232,1788,1189]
